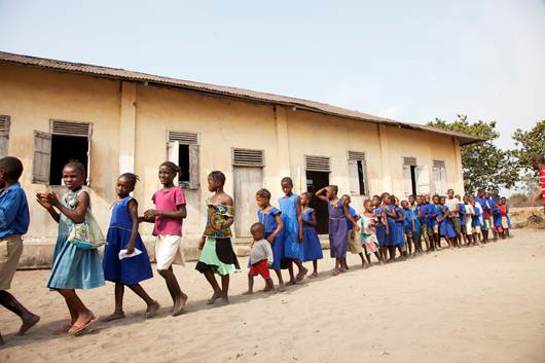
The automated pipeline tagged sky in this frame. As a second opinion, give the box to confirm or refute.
[1,0,544,148]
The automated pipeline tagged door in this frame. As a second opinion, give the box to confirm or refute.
[233,167,263,238]
[306,170,330,234]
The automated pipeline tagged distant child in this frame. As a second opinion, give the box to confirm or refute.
[392,196,407,258]
[438,196,456,248]
[461,195,475,246]
[402,200,420,255]
[469,195,482,244]
[37,161,104,335]
[196,171,240,305]
[429,195,442,250]
[256,188,286,290]
[0,157,40,345]
[141,162,188,315]
[300,192,323,277]
[456,194,467,246]
[102,173,159,321]
[372,195,389,262]
[383,193,399,261]
[279,177,308,283]
[496,197,511,239]
[244,223,274,294]
[343,194,366,268]
[360,199,382,264]
[316,185,358,275]
[417,195,431,252]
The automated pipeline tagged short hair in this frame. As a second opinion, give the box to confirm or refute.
[329,185,339,194]
[64,160,86,178]
[208,170,226,187]
[301,191,312,199]
[160,161,180,175]
[0,156,24,181]
[533,155,545,164]
[256,188,271,200]
[250,222,265,233]
[119,172,140,190]
[281,177,293,186]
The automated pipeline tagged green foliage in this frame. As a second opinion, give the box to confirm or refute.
[428,115,519,192]
[512,120,545,178]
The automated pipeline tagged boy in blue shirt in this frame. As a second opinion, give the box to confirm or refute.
[0,156,39,345]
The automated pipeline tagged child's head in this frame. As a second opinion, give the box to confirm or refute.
[250,222,265,241]
[408,195,415,205]
[364,199,373,212]
[391,195,399,206]
[500,196,507,205]
[342,194,351,205]
[371,195,381,208]
[207,170,226,192]
[455,194,461,200]
[281,177,294,195]
[485,191,491,198]
[256,188,271,209]
[381,192,391,205]
[416,195,423,205]
[401,200,409,209]
[0,156,24,187]
[432,194,440,204]
[116,173,139,198]
[469,195,475,205]
[532,155,545,169]
[462,195,468,204]
[300,192,311,207]
[159,161,179,187]
[62,160,86,191]
[327,185,339,200]
[447,189,454,198]
[439,196,446,205]
[424,194,431,203]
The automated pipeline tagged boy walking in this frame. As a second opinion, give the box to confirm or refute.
[0,156,40,345]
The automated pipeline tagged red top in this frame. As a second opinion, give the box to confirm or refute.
[152,187,186,236]
[540,166,545,203]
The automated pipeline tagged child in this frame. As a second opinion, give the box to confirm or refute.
[429,195,442,250]
[461,195,475,246]
[417,195,431,252]
[37,161,104,335]
[343,194,366,268]
[470,195,483,244]
[360,199,382,264]
[316,185,358,275]
[279,177,308,283]
[392,196,407,258]
[300,192,323,277]
[402,200,416,255]
[0,157,40,345]
[141,162,188,316]
[196,171,240,304]
[496,197,510,239]
[102,173,159,321]
[244,223,274,294]
[256,188,286,290]
[456,194,467,246]
[383,193,398,261]
[372,195,389,261]
[438,196,456,248]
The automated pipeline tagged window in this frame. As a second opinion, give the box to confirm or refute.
[33,121,92,185]
[348,151,368,196]
[0,115,10,158]
[402,157,417,198]
[232,148,264,167]
[432,160,447,195]
[167,131,200,189]
[305,155,330,172]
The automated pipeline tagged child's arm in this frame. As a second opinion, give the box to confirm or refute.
[264,241,274,266]
[315,187,329,202]
[36,193,60,223]
[0,190,23,229]
[126,199,140,254]
[47,191,88,224]
[382,212,389,234]
[308,209,318,227]
[144,205,187,221]
[343,204,359,231]
[296,196,303,242]
[268,213,284,243]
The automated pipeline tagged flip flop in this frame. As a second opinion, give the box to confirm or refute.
[69,316,97,336]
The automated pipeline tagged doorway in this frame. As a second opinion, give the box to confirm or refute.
[49,134,89,185]
[306,170,330,234]
[233,167,263,238]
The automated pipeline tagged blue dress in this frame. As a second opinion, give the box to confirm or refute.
[47,190,105,290]
[373,207,387,246]
[301,208,323,261]
[393,206,406,246]
[329,199,348,257]
[279,194,303,261]
[257,207,285,270]
[103,197,153,285]
[384,205,397,247]
[439,206,457,238]
[429,204,441,233]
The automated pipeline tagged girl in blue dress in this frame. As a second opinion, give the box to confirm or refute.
[392,196,407,258]
[36,161,104,336]
[438,196,456,248]
[256,188,286,291]
[429,195,442,250]
[300,192,323,277]
[102,173,159,321]
[383,193,398,262]
[279,177,308,283]
[372,194,389,262]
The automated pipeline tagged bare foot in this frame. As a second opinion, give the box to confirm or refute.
[18,314,40,335]
[207,291,222,305]
[263,286,275,293]
[277,283,286,292]
[102,311,125,322]
[146,301,160,319]
[296,267,308,282]
[242,290,253,295]
[286,280,297,286]
[172,293,188,316]
[308,272,318,279]
[217,296,229,305]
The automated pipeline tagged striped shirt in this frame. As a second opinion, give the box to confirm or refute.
[539,166,545,203]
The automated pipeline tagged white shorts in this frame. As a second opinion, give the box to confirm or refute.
[155,235,184,270]
[465,220,473,235]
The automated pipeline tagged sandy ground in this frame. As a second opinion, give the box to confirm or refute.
[1,229,545,363]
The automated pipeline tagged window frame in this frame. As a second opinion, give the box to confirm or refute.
[167,130,200,190]
[0,115,11,158]
[347,151,369,196]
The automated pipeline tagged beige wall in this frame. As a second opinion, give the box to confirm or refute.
[0,63,465,248]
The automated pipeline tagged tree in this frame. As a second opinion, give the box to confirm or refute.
[427,115,519,193]
[512,120,545,178]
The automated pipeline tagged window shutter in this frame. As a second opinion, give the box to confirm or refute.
[51,120,90,136]
[348,160,359,195]
[403,165,413,198]
[0,115,10,158]
[33,131,52,184]
[168,131,198,145]
[189,144,200,189]
[232,148,264,167]
[348,151,366,161]
[417,165,430,194]
[305,155,330,172]
[403,157,417,166]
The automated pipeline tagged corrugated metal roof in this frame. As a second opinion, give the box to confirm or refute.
[0,51,483,145]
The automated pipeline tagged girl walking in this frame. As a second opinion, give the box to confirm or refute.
[102,173,159,321]
[300,192,323,277]
[360,199,382,264]
[196,171,240,304]
[37,161,104,335]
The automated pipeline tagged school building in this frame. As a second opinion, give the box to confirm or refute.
[0,51,481,267]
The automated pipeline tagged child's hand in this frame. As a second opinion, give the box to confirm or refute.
[45,192,60,206]
[354,225,361,232]
[126,243,135,254]
[298,231,303,243]
[198,236,206,250]
[143,209,158,220]
[267,235,275,244]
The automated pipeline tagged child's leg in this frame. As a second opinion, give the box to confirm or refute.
[220,275,230,302]
[127,284,160,318]
[103,283,125,321]
[274,269,285,289]
[358,252,367,267]
[203,270,222,304]
[0,290,40,335]
[287,261,296,284]
[244,275,254,294]
[158,267,187,315]
[434,234,440,249]
[388,246,396,261]
[264,278,275,292]
[293,259,308,281]
[57,289,94,326]
[312,260,318,276]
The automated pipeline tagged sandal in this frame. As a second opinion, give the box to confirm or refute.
[68,315,97,336]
